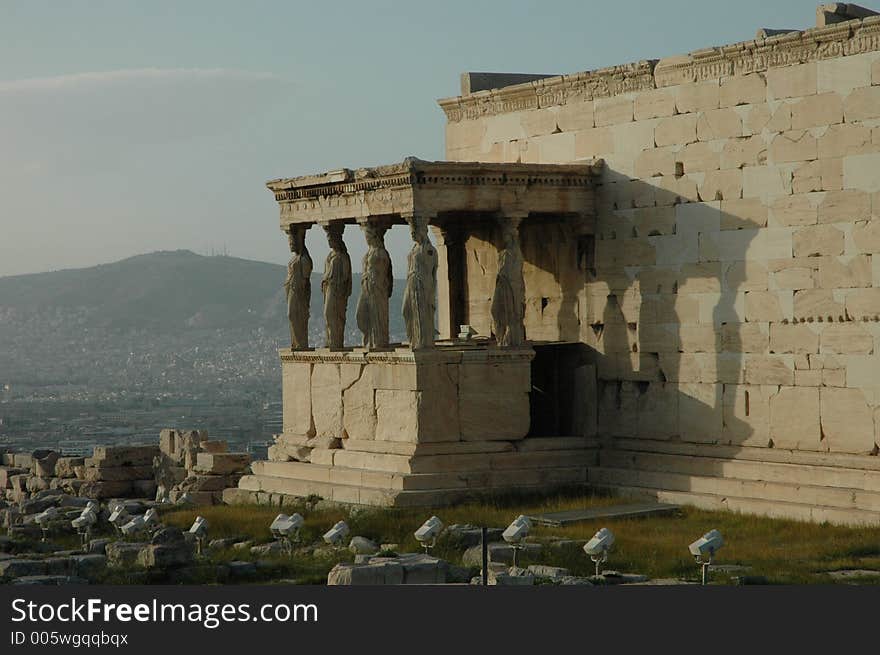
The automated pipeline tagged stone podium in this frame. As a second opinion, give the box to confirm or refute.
[226,158,599,507]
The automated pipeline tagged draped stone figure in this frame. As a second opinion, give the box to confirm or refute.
[491,219,526,347]
[321,224,352,349]
[402,214,437,349]
[356,223,393,349]
[284,225,312,349]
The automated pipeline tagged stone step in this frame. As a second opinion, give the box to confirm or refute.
[589,466,880,513]
[328,448,596,474]
[599,449,880,492]
[590,484,880,526]
[250,460,588,492]
[608,437,880,472]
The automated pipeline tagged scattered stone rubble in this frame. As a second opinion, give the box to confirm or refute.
[1,429,251,508]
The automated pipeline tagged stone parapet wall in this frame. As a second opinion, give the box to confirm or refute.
[442,13,880,522]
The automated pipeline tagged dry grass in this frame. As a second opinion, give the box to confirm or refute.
[158,492,880,585]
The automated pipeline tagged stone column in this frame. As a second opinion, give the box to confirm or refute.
[321,223,352,349]
[356,220,393,349]
[284,224,313,350]
[402,213,438,350]
[431,223,466,341]
[490,216,526,347]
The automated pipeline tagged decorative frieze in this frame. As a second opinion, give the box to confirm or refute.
[439,16,880,121]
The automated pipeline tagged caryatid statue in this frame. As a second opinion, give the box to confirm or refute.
[284,224,312,349]
[491,218,526,347]
[356,222,393,349]
[402,214,437,349]
[321,223,352,349]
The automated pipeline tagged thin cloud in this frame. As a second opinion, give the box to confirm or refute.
[0,68,283,94]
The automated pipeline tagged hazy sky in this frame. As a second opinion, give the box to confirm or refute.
[1,0,822,277]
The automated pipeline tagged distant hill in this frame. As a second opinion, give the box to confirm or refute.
[0,249,404,334]
[0,250,405,394]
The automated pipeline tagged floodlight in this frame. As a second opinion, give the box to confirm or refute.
[270,512,304,555]
[35,507,59,542]
[583,528,615,576]
[109,507,130,534]
[176,492,193,506]
[502,515,532,567]
[189,516,209,557]
[414,516,444,553]
[323,520,349,546]
[689,529,724,585]
[143,508,159,529]
[120,514,146,537]
[71,506,98,550]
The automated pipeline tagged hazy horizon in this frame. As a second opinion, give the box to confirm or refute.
[2,0,820,277]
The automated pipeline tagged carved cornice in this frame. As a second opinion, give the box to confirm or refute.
[438,16,880,122]
[278,345,536,364]
[267,157,597,203]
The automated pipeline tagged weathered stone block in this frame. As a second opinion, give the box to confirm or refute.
[820,388,875,454]
[719,74,766,107]
[194,452,251,475]
[90,446,160,468]
[770,386,820,450]
[793,224,844,257]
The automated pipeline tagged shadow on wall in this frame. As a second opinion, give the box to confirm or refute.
[588,168,761,453]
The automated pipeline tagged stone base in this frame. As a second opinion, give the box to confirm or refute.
[589,438,880,526]
[225,437,597,508]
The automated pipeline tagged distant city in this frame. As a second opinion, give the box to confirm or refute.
[0,250,405,458]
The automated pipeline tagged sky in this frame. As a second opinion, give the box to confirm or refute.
[0,0,826,277]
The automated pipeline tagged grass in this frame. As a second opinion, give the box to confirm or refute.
[153,491,880,585]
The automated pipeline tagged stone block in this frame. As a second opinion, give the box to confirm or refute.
[843,85,880,122]
[633,148,676,178]
[853,219,880,253]
[675,80,720,112]
[820,388,876,454]
[745,355,794,385]
[820,189,871,223]
[83,465,153,482]
[54,457,83,479]
[720,135,766,170]
[90,446,160,468]
[719,74,766,107]
[594,95,633,127]
[634,89,675,120]
[846,288,880,318]
[698,108,743,141]
[12,453,33,469]
[790,93,843,130]
[766,62,817,100]
[818,124,873,159]
[770,193,818,227]
[574,127,614,158]
[460,392,530,441]
[818,54,872,95]
[794,289,844,319]
[655,114,697,147]
[78,480,133,499]
[819,255,872,289]
[843,153,880,192]
[194,452,251,475]
[720,198,768,230]
[282,362,314,437]
[793,224,844,257]
[679,141,719,173]
[769,130,817,164]
[699,169,742,202]
[742,164,794,198]
[820,323,874,354]
[311,362,342,439]
[770,386,820,450]
[678,383,723,443]
[769,323,819,354]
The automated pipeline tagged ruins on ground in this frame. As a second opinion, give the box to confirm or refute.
[227,4,880,525]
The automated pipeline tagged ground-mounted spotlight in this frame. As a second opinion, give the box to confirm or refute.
[120,514,146,537]
[414,516,444,554]
[502,515,532,567]
[270,512,304,555]
[323,520,349,546]
[71,504,98,551]
[189,516,209,556]
[155,485,170,504]
[176,492,193,506]
[109,506,130,535]
[34,507,59,542]
[583,527,615,577]
[142,508,159,532]
[689,529,724,585]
